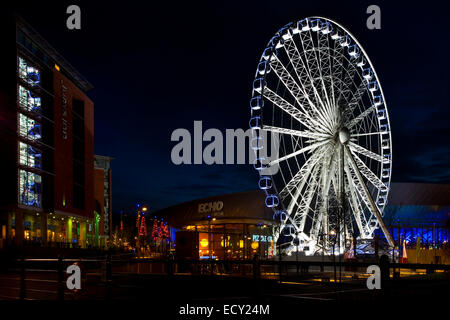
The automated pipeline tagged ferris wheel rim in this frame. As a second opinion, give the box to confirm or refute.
[250,16,393,253]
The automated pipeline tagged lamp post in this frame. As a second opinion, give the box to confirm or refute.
[295,231,299,275]
[329,229,337,284]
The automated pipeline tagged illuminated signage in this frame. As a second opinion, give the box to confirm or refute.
[198,201,223,214]
[60,79,68,140]
[252,235,273,242]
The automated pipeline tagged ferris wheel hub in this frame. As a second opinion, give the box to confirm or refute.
[338,127,350,144]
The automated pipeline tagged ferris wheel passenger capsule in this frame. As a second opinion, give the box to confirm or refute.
[331,29,342,40]
[280,25,293,40]
[310,19,322,31]
[253,157,268,171]
[258,176,272,190]
[348,45,360,58]
[299,18,310,31]
[251,136,264,150]
[321,21,333,34]
[269,35,282,49]
[377,196,387,206]
[382,154,391,164]
[380,183,389,193]
[273,210,287,222]
[339,35,350,47]
[382,168,391,179]
[265,194,279,208]
[250,96,264,110]
[282,225,295,236]
[253,78,266,93]
[257,61,270,75]
[374,95,383,106]
[368,81,378,92]
[357,56,366,68]
[377,109,386,120]
[249,116,262,130]
[382,139,390,149]
[362,68,373,81]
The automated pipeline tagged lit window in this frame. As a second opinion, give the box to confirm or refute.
[19,169,42,207]
[19,113,41,140]
[18,57,40,86]
[19,142,42,169]
[18,85,41,113]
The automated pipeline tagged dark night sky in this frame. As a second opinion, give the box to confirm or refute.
[10,0,450,213]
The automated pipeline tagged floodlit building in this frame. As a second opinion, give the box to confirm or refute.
[383,183,450,245]
[0,15,100,249]
[157,183,449,261]
[155,190,277,260]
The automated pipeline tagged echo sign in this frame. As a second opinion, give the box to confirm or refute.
[198,201,224,214]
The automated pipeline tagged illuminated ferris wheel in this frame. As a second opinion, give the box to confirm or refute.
[250,17,394,255]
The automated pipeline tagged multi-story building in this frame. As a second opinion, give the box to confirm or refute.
[0,15,99,249]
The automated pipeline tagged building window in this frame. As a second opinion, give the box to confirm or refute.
[19,142,42,169]
[19,169,42,207]
[19,113,41,140]
[18,85,41,113]
[18,57,40,86]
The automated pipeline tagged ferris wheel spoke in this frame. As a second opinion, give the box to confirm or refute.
[298,31,334,123]
[270,54,332,131]
[299,30,332,108]
[311,145,337,240]
[344,165,371,238]
[269,139,330,166]
[292,162,322,232]
[262,125,330,140]
[346,105,376,129]
[342,81,369,122]
[335,59,359,109]
[284,145,331,214]
[281,35,333,126]
[263,85,329,134]
[351,131,382,137]
[345,164,373,225]
[344,146,394,247]
[348,141,383,162]
[348,150,386,191]
[316,32,336,121]
[329,36,344,113]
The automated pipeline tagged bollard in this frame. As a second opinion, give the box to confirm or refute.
[379,254,390,292]
[253,254,260,280]
[105,252,112,300]
[167,253,174,276]
[20,256,26,300]
[57,255,64,301]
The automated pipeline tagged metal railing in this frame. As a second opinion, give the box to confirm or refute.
[1,255,449,301]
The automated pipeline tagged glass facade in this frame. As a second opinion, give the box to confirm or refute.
[19,113,41,140]
[185,223,275,260]
[19,142,41,169]
[17,57,43,209]
[18,85,41,113]
[18,57,40,86]
[19,169,42,207]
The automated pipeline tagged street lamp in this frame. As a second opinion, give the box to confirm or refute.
[329,229,337,284]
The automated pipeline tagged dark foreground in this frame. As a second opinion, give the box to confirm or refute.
[1,270,449,318]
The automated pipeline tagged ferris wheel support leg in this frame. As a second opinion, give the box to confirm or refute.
[344,145,394,248]
[339,143,346,253]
